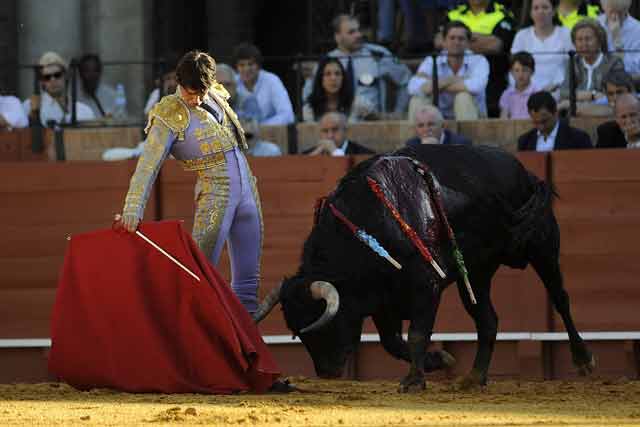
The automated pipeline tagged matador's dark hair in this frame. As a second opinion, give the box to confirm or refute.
[176,50,216,92]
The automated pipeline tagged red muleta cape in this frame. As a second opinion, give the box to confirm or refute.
[48,220,280,394]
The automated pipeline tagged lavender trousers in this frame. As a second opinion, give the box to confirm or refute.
[192,148,262,314]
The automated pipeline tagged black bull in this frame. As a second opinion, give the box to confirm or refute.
[254,145,595,391]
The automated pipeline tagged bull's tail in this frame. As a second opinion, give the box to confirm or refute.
[504,173,557,267]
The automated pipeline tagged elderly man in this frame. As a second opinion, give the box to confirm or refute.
[405,105,471,146]
[23,51,95,126]
[216,63,261,122]
[598,0,640,83]
[305,14,411,116]
[595,72,637,147]
[518,91,592,151]
[599,93,640,148]
[409,21,489,121]
[304,112,374,156]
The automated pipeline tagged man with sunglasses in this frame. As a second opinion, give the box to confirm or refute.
[23,51,95,126]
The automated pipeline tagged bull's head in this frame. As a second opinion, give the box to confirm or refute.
[254,276,362,378]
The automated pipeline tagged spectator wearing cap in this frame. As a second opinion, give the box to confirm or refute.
[233,43,295,125]
[23,51,95,126]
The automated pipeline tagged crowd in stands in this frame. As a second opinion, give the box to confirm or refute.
[3,0,640,154]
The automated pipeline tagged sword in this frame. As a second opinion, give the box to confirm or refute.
[135,230,201,283]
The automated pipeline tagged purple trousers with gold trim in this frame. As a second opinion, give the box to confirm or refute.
[192,147,262,314]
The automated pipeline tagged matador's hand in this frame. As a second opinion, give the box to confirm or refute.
[114,213,140,233]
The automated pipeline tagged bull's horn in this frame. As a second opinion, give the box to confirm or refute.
[300,281,340,333]
[252,282,282,323]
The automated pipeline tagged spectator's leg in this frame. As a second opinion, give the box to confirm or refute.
[453,92,479,120]
[399,0,431,53]
[377,0,396,45]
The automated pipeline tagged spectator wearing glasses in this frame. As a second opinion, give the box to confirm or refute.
[23,51,95,126]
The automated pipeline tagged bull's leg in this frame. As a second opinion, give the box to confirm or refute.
[529,231,595,375]
[373,308,455,373]
[456,266,499,388]
[398,291,439,393]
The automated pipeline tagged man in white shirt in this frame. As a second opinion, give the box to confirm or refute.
[598,0,640,83]
[408,21,489,120]
[0,94,28,129]
[77,54,118,118]
[23,51,95,126]
[233,43,294,126]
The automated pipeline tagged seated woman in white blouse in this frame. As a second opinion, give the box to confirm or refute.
[511,0,574,92]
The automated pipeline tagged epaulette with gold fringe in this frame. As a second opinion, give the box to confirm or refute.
[145,94,190,140]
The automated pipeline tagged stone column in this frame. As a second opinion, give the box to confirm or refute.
[83,0,152,121]
[17,0,83,100]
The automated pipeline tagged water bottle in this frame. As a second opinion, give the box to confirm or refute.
[113,83,127,119]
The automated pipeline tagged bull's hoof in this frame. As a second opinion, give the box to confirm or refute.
[439,350,456,369]
[576,353,596,376]
[455,369,486,391]
[398,374,426,393]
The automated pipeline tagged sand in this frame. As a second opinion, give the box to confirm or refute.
[1,377,639,426]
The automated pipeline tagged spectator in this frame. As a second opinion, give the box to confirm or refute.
[0,91,28,130]
[609,93,640,148]
[144,53,180,115]
[77,54,119,118]
[216,63,261,121]
[500,52,538,119]
[442,0,516,117]
[303,112,375,156]
[233,43,294,125]
[596,90,639,148]
[242,118,282,157]
[571,68,635,117]
[558,19,624,105]
[405,104,471,146]
[557,0,601,29]
[23,51,95,126]
[303,56,375,122]
[511,0,573,92]
[597,0,640,84]
[304,14,412,117]
[518,90,592,151]
[409,21,489,120]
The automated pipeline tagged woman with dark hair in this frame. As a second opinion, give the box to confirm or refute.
[511,0,574,92]
[303,56,374,122]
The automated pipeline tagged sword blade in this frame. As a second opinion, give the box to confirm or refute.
[135,230,201,282]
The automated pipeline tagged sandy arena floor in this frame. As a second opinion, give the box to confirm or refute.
[1,377,639,426]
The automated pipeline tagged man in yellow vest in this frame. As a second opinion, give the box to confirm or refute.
[441,0,515,117]
[557,0,601,30]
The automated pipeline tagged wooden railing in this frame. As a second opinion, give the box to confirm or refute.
[1,151,638,382]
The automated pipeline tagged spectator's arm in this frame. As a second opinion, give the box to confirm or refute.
[379,50,411,86]
[262,75,295,125]
[461,57,490,95]
[470,33,503,54]
[408,58,432,96]
[1,97,29,128]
